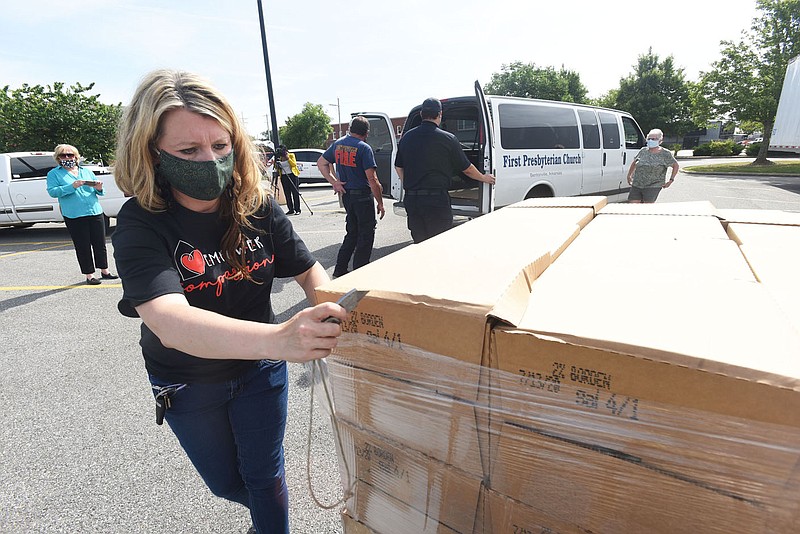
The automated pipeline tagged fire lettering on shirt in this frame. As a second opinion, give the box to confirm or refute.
[334,145,357,167]
[183,255,275,297]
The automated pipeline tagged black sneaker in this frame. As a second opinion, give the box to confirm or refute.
[86,278,101,285]
[101,272,119,280]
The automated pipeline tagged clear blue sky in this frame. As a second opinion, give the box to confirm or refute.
[1,0,760,138]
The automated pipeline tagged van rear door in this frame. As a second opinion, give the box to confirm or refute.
[598,111,625,200]
[473,81,495,215]
[439,86,495,217]
[357,113,401,200]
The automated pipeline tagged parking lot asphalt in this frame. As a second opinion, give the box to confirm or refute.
[0,184,412,534]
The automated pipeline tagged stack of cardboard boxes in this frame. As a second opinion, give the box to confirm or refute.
[316,198,800,533]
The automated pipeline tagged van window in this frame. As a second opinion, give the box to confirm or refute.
[292,151,317,162]
[10,155,55,179]
[498,103,580,150]
[365,117,393,154]
[577,110,601,149]
[599,112,621,149]
[622,117,645,149]
[441,106,480,150]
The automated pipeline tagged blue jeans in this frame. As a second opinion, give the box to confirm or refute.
[149,360,289,534]
[334,190,376,276]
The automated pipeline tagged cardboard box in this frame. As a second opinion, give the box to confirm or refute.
[725,218,800,328]
[336,420,482,533]
[316,204,597,370]
[489,422,781,533]
[319,203,596,485]
[486,204,800,523]
[318,200,800,532]
[328,361,484,477]
[346,481,461,534]
[341,511,376,534]
[478,487,589,534]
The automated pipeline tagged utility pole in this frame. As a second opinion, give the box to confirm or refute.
[329,97,341,139]
[256,0,280,148]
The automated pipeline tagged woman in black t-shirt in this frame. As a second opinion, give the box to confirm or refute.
[112,69,347,534]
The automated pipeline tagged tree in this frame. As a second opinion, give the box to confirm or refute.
[588,89,619,109]
[0,82,122,162]
[277,103,333,149]
[697,0,800,165]
[484,61,588,103]
[613,49,695,140]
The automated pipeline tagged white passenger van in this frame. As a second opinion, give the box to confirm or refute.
[358,82,646,216]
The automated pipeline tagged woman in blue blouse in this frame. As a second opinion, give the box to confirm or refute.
[46,144,118,285]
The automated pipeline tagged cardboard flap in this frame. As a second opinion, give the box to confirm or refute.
[718,208,800,226]
[317,207,594,321]
[599,200,720,217]
[505,196,608,213]
[488,253,550,327]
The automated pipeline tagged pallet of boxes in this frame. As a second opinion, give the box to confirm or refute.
[316,197,800,534]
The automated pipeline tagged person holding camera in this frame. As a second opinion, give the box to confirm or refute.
[46,144,118,285]
[276,145,301,215]
[317,116,385,278]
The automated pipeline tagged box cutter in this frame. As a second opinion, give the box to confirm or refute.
[323,289,368,324]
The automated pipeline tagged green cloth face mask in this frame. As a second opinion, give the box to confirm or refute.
[157,150,234,201]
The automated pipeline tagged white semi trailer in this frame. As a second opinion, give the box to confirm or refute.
[770,55,800,154]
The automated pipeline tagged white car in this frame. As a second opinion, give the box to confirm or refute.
[289,148,327,185]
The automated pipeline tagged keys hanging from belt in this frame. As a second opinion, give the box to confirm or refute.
[152,384,186,426]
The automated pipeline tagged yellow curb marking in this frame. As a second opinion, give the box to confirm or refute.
[0,243,74,259]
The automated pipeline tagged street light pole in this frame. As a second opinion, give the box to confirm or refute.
[329,97,341,139]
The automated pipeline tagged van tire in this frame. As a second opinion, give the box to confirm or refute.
[525,185,553,199]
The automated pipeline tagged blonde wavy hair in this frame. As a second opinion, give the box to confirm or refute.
[115,69,267,279]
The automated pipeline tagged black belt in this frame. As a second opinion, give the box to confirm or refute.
[404,189,444,196]
[344,188,371,196]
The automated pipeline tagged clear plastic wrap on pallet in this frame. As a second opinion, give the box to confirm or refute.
[325,334,800,534]
[312,199,800,534]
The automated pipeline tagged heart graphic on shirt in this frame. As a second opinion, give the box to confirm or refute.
[180,250,205,275]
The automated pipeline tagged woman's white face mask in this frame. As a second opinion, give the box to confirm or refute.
[647,138,660,148]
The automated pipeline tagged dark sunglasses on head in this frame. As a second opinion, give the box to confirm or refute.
[60,153,75,158]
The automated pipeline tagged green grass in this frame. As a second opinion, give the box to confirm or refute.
[685,161,800,175]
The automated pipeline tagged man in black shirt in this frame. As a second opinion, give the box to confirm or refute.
[394,97,495,243]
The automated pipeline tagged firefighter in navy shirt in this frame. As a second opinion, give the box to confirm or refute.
[318,116,385,278]
[394,97,494,243]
